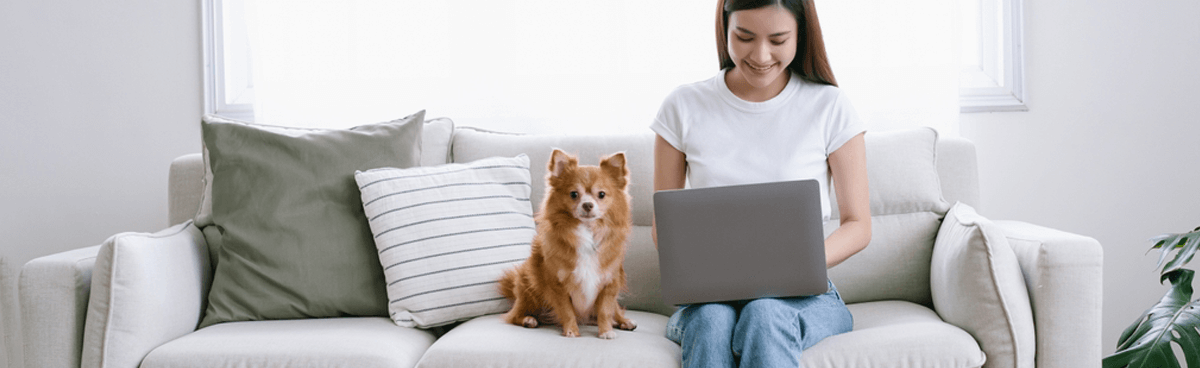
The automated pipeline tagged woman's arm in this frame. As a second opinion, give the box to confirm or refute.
[825,132,871,268]
[652,134,687,248]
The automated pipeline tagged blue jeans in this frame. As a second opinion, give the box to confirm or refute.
[665,281,853,368]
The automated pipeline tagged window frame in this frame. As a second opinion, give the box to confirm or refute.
[960,0,1027,113]
[202,0,255,121]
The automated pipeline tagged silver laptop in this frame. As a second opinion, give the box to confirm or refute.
[653,179,828,306]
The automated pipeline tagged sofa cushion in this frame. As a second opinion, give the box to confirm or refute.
[933,202,1035,368]
[81,221,209,368]
[194,116,455,228]
[623,226,676,316]
[354,155,535,328]
[829,127,951,219]
[141,317,436,368]
[806,300,986,368]
[824,127,951,306]
[199,111,423,329]
[826,211,942,307]
[416,303,983,368]
[450,127,656,226]
[415,311,679,368]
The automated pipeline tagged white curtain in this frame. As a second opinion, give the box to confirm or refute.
[242,0,958,135]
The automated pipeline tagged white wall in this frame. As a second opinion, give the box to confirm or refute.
[0,1,202,367]
[960,0,1200,357]
[1,0,1196,365]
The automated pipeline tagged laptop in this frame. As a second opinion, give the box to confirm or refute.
[653,179,828,306]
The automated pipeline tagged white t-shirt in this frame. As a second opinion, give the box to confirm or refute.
[650,70,866,221]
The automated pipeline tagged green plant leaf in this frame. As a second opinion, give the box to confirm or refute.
[1164,235,1200,275]
[1151,229,1200,274]
[1152,235,1180,270]
[1104,269,1200,368]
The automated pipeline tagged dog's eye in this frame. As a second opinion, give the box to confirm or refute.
[570,191,578,199]
[598,191,606,199]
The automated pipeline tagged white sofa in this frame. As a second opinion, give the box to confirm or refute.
[20,120,1103,368]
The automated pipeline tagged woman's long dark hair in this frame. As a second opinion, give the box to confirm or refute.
[716,0,838,87]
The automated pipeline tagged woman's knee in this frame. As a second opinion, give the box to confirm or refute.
[738,298,795,327]
[682,303,738,329]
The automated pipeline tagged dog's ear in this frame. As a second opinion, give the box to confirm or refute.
[549,149,577,177]
[600,152,628,185]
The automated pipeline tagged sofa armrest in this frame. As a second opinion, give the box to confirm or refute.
[994,220,1103,368]
[81,221,211,368]
[20,245,101,368]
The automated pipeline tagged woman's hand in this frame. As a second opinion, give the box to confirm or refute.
[824,133,871,268]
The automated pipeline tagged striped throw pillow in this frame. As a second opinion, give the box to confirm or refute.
[354,155,535,328]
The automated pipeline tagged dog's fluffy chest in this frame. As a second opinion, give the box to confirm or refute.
[569,224,604,317]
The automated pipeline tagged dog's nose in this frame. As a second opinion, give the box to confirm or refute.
[582,202,594,212]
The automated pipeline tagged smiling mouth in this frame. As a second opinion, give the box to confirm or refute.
[746,61,775,72]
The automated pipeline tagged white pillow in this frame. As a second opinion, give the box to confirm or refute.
[932,202,1035,368]
[355,155,535,328]
[81,221,211,368]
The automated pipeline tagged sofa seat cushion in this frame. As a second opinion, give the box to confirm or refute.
[415,310,679,368]
[141,317,436,368]
[805,301,986,368]
[417,302,983,368]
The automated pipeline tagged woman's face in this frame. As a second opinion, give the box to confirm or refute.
[726,6,798,94]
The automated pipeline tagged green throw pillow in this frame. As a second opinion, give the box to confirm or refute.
[199,110,424,328]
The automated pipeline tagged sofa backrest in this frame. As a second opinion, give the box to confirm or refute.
[448,126,975,315]
[167,120,979,317]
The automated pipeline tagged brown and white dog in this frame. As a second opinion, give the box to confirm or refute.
[499,149,638,339]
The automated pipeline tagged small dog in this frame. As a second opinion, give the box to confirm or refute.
[499,149,638,339]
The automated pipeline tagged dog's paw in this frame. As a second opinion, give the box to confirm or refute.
[616,319,638,331]
[598,330,617,339]
[561,327,580,338]
[521,316,539,328]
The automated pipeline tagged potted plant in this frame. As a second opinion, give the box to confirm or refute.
[1104,226,1200,367]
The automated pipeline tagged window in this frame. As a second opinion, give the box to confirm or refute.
[203,0,716,133]
[203,0,1022,133]
[202,0,255,121]
[959,0,1027,113]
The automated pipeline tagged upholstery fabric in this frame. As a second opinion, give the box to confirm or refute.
[419,117,455,167]
[933,203,1035,368]
[416,304,984,368]
[19,245,100,368]
[199,111,423,328]
[81,222,210,368]
[414,311,678,368]
[450,128,657,226]
[996,220,1103,368]
[829,127,951,219]
[828,212,942,306]
[824,127,951,306]
[354,155,535,328]
[934,137,980,209]
[141,318,436,368]
[168,154,204,227]
[622,226,676,316]
[804,301,986,368]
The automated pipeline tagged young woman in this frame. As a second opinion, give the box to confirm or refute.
[650,0,871,366]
